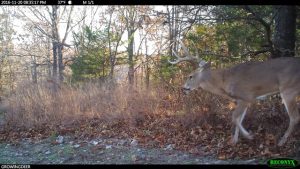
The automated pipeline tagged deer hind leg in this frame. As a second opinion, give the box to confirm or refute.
[232,108,247,144]
[278,91,300,146]
[232,101,253,144]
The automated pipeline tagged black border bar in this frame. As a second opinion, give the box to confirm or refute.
[0,164,271,169]
[0,0,299,5]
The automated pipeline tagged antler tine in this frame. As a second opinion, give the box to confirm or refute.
[191,41,206,66]
[178,39,190,56]
[168,50,190,64]
[169,49,199,64]
[168,49,182,64]
[168,39,201,65]
[195,47,199,59]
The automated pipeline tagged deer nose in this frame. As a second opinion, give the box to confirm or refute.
[182,87,191,94]
[182,87,190,90]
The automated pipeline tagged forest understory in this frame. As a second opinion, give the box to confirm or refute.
[0,82,299,164]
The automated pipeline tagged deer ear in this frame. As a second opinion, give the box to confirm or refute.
[199,61,211,69]
[199,60,207,67]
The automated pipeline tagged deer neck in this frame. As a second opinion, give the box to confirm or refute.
[202,69,233,100]
[206,69,226,88]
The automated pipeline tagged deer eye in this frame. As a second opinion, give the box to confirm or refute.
[189,75,193,79]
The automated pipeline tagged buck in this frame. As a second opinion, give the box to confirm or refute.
[169,40,300,146]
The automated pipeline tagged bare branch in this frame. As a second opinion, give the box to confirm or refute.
[61,6,74,44]
[29,7,51,26]
[241,49,270,57]
[243,6,270,29]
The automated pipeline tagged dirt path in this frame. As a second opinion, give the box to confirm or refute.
[0,135,261,164]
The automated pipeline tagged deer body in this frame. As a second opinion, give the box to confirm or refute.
[184,57,300,146]
[169,40,300,146]
[197,58,300,102]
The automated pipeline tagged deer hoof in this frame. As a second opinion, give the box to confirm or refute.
[278,137,287,146]
[231,136,238,145]
[244,134,254,140]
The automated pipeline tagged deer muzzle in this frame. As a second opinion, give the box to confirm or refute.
[182,87,191,95]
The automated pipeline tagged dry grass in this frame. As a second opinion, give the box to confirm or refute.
[1,80,299,159]
[2,80,288,131]
[2,82,147,128]
[2,79,228,131]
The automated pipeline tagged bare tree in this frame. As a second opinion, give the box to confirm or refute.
[156,6,203,56]
[119,6,142,85]
[0,7,15,94]
[19,6,79,83]
[48,6,74,82]
[105,6,125,78]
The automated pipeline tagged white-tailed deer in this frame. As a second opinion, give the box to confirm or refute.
[169,39,300,146]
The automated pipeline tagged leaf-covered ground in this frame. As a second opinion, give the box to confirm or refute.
[0,111,299,164]
[1,86,300,164]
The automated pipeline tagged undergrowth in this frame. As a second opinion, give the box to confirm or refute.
[0,80,299,159]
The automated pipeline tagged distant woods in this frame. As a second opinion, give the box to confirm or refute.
[0,5,299,96]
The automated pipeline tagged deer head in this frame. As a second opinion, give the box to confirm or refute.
[182,61,211,94]
[168,39,211,94]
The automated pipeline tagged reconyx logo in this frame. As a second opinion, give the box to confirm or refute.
[267,158,298,168]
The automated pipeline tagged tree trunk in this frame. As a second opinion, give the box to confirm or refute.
[107,10,114,78]
[145,37,150,89]
[272,6,296,58]
[52,42,58,80]
[167,6,173,57]
[31,56,37,83]
[51,6,59,81]
[128,27,135,85]
[47,36,52,78]
[7,59,14,93]
[58,43,64,82]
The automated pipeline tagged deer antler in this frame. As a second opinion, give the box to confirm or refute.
[168,39,205,66]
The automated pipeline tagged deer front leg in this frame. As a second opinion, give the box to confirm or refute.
[278,91,300,146]
[231,100,253,144]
